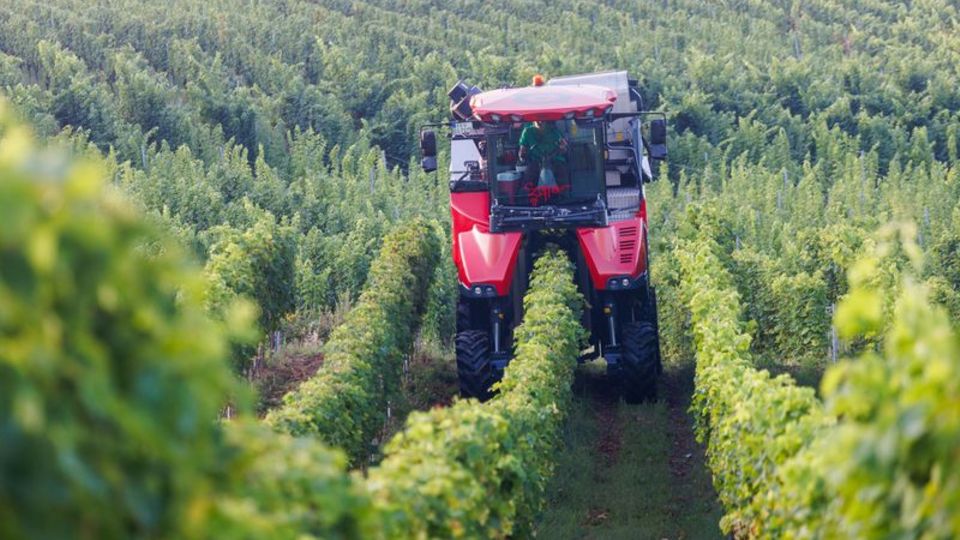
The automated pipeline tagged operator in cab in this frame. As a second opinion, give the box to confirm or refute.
[518,120,568,187]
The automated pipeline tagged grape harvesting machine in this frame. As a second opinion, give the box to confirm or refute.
[421,71,668,403]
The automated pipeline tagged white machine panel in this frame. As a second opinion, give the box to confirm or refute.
[449,138,482,183]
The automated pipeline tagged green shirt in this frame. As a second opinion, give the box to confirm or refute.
[519,123,566,165]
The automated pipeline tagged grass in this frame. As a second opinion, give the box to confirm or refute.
[537,362,723,540]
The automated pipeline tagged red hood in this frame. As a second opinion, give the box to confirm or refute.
[470,84,616,122]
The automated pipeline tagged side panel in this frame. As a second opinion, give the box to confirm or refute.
[451,191,522,295]
[576,217,647,290]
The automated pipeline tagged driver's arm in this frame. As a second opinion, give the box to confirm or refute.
[552,125,568,151]
[518,125,535,161]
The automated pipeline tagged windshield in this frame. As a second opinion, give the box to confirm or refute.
[488,119,604,207]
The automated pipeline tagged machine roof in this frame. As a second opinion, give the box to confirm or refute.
[469,84,616,122]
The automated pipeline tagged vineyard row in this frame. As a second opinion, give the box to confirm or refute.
[265,219,441,464]
[677,215,958,538]
[0,115,584,537]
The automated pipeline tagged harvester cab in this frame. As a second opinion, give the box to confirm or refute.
[421,71,666,403]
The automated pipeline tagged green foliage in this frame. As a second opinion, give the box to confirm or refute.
[5,0,960,536]
[418,250,459,347]
[676,222,829,535]
[751,227,960,538]
[366,248,586,538]
[5,0,960,379]
[5,0,960,205]
[0,105,387,540]
[265,219,441,464]
[677,216,960,538]
[814,279,958,536]
[213,420,380,539]
[732,248,829,366]
[204,205,298,340]
[644,178,693,365]
[768,271,829,362]
[650,248,692,365]
[926,223,960,321]
[0,104,257,539]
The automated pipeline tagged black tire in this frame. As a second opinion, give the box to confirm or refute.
[644,287,663,375]
[456,299,472,332]
[456,330,497,401]
[457,298,485,332]
[640,286,658,326]
[621,321,660,403]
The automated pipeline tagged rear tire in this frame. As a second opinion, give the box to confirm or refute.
[456,330,496,401]
[621,321,659,404]
[639,286,663,375]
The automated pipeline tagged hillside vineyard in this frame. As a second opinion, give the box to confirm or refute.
[1,1,959,538]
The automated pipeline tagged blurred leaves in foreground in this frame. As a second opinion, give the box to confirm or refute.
[0,101,378,539]
[0,97,239,537]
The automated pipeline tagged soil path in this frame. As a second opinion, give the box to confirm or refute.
[538,362,723,539]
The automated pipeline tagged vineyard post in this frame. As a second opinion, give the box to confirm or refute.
[829,303,838,363]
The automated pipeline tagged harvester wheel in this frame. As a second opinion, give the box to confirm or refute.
[457,301,471,332]
[456,330,496,401]
[639,286,663,375]
[621,321,659,403]
[457,298,483,332]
